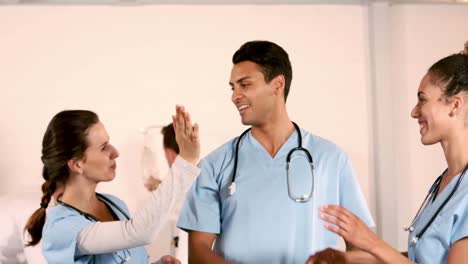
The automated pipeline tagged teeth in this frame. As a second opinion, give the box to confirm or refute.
[238,105,249,111]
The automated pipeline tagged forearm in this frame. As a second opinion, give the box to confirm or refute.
[368,240,414,264]
[344,240,381,264]
[189,246,233,264]
[77,156,200,254]
[345,247,411,264]
[344,250,380,264]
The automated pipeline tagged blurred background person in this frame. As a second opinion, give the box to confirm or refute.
[144,123,189,263]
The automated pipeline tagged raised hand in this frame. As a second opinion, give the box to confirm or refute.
[172,105,200,165]
[319,205,379,252]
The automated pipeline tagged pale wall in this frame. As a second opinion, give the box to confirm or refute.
[0,4,371,260]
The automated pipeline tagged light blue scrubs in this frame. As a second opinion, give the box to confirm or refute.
[178,129,374,264]
[408,171,468,263]
[42,193,149,264]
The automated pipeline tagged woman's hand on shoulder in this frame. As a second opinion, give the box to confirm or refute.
[319,205,379,253]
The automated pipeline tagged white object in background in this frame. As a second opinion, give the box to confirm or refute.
[140,125,169,191]
[0,193,48,264]
[171,222,188,264]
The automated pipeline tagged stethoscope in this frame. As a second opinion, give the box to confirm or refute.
[228,122,315,203]
[404,166,467,244]
[57,193,132,263]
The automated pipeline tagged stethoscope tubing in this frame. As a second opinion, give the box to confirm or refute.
[57,193,130,221]
[407,166,467,244]
[230,122,315,203]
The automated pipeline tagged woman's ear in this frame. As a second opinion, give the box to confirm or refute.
[449,94,465,117]
[67,158,83,174]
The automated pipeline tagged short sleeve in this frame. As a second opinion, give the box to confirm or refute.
[339,154,375,228]
[451,203,468,243]
[177,158,221,234]
[42,209,92,264]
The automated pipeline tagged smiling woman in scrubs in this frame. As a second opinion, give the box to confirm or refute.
[24,106,200,264]
[307,42,468,264]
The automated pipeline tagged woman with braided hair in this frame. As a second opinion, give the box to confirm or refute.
[307,42,468,264]
[25,105,200,264]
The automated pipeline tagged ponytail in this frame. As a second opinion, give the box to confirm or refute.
[24,171,57,246]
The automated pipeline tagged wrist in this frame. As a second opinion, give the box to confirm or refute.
[368,238,387,259]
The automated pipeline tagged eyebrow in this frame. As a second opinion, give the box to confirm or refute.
[229,76,250,87]
[100,141,109,148]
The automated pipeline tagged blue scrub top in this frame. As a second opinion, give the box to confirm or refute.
[42,193,149,264]
[408,171,468,263]
[178,129,374,264]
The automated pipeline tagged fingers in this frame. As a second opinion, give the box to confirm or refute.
[319,205,379,252]
[173,105,185,133]
[320,214,347,235]
[172,105,200,165]
[192,122,199,141]
[184,111,192,135]
[321,205,354,220]
[319,205,359,240]
[319,205,353,231]
[173,105,195,138]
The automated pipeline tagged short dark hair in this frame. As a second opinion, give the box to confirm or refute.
[25,110,99,246]
[428,42,468,97]
[161,123,179,154]
[232,40,293,101]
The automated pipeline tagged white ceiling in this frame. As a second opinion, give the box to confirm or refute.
[0,0,466,5]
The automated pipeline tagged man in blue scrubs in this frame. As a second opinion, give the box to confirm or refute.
[177,40,374,263]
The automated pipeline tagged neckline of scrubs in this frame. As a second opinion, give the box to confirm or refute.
[246,128,300,161]
[410,171,464,240]
[58,193,127,222]
[408,169,467,262]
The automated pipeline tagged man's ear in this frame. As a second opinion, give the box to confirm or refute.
[271,75,285,97]
[67,158,84,174]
